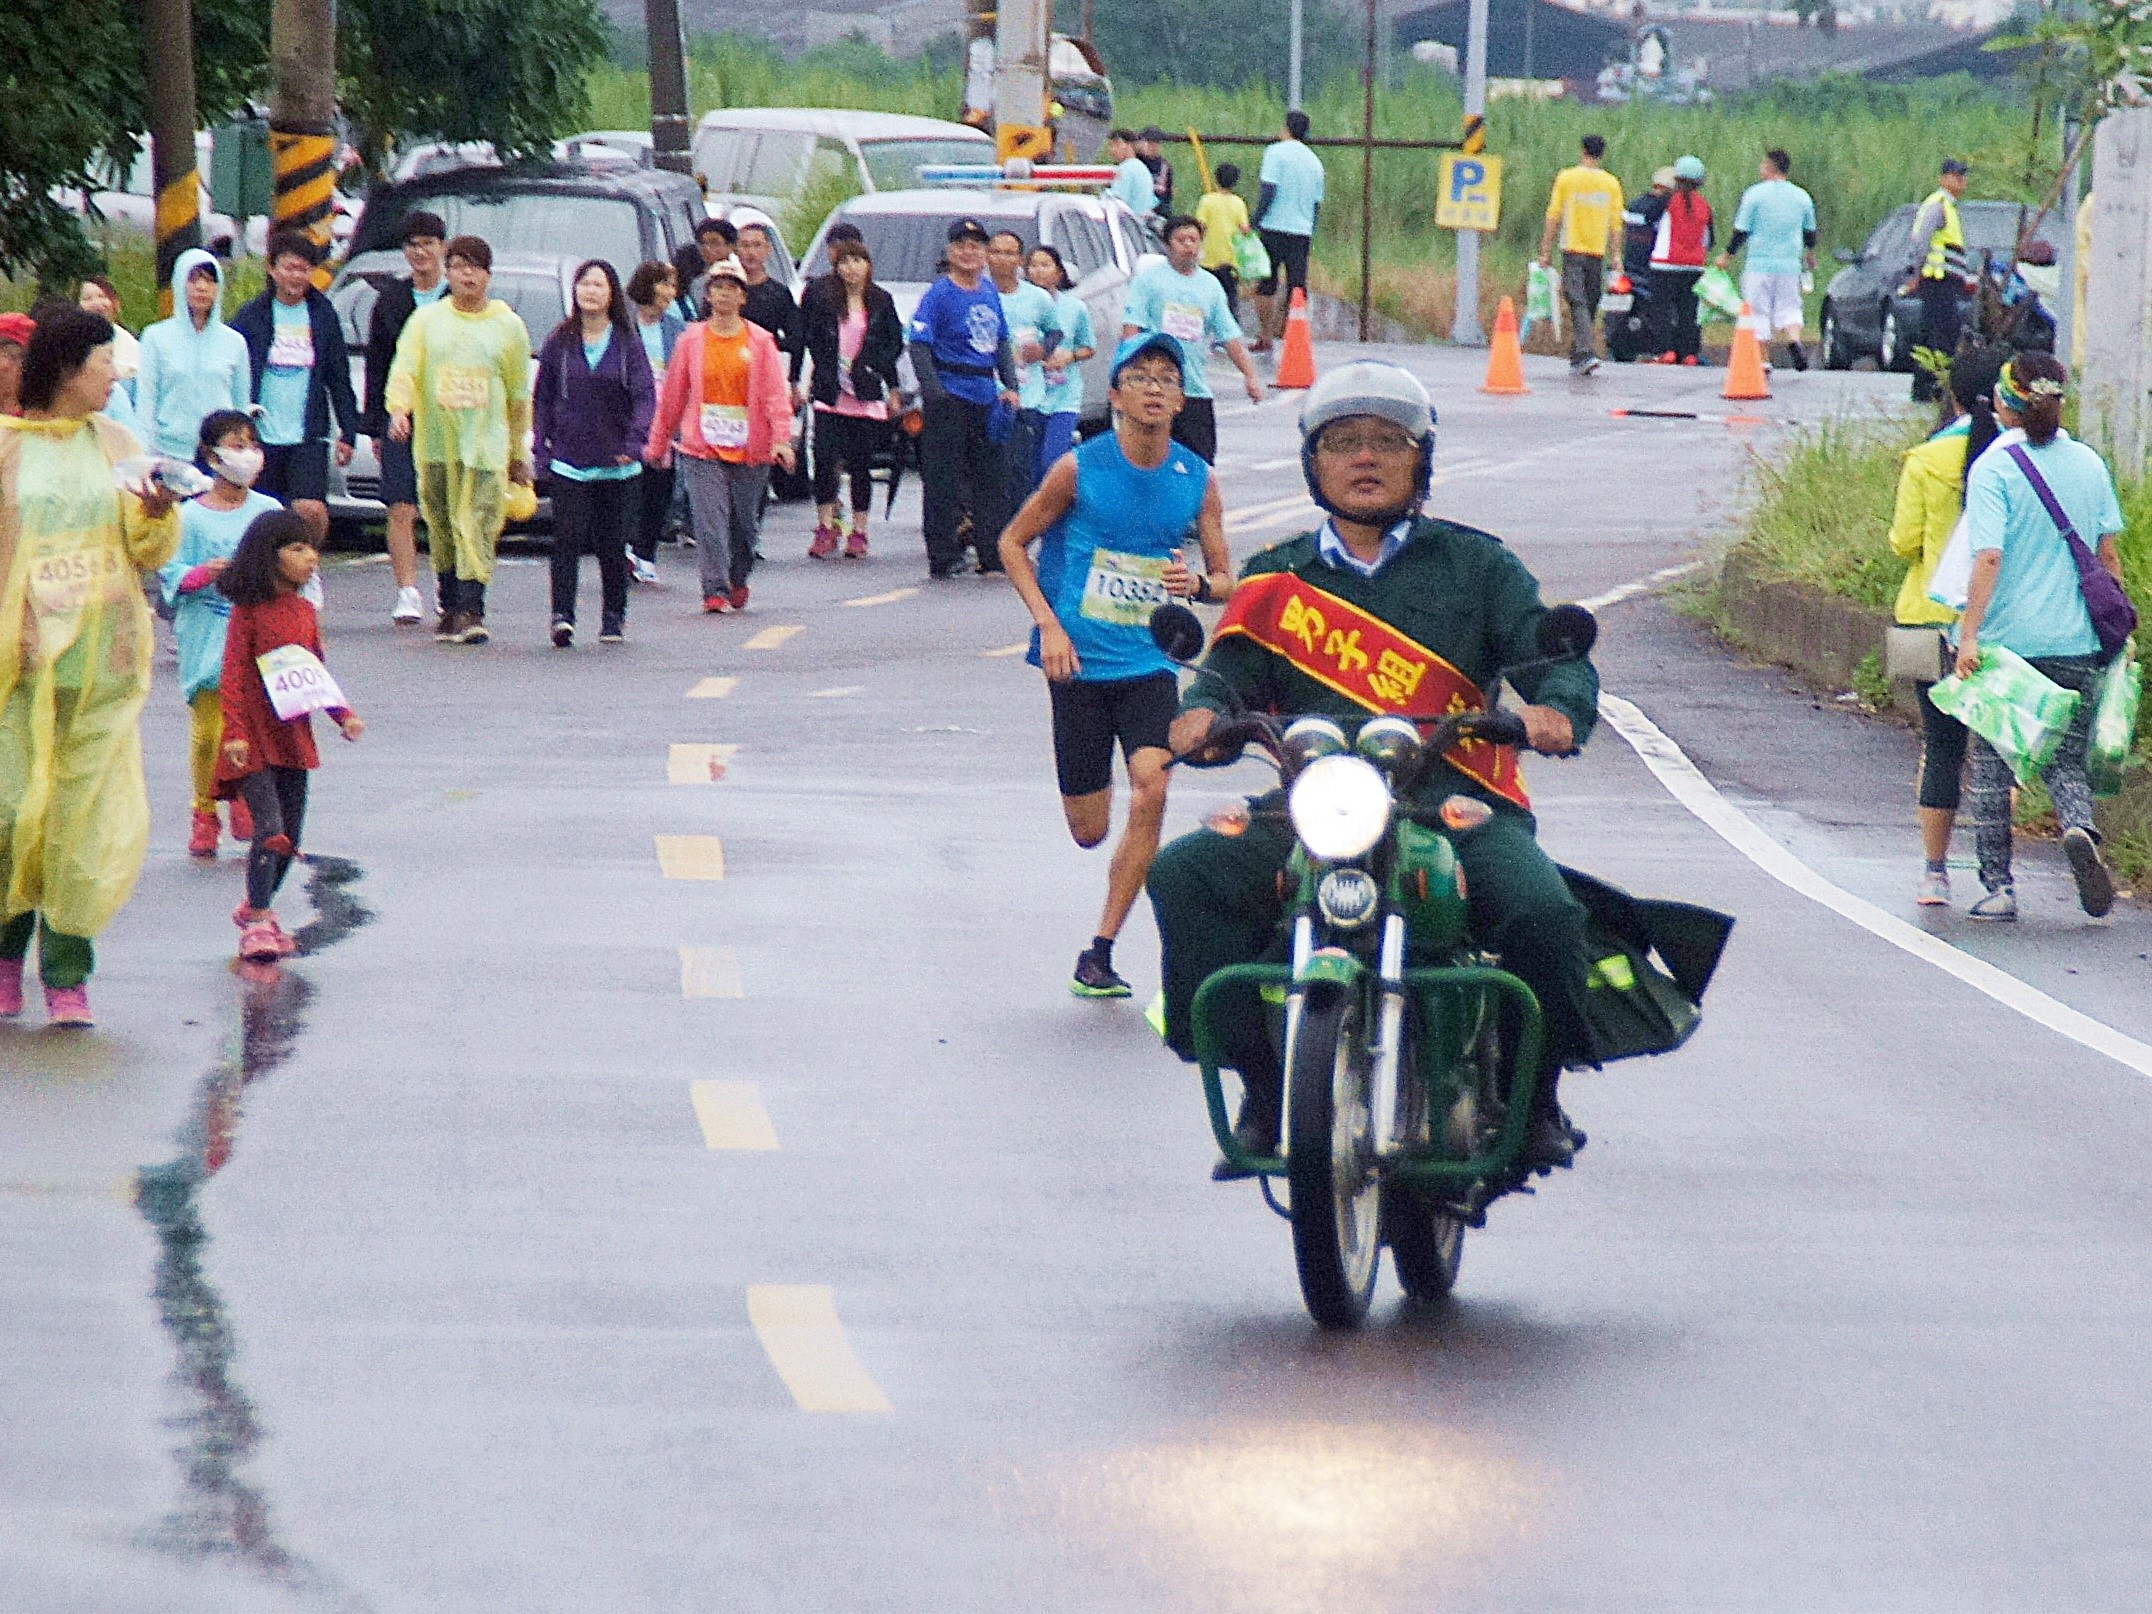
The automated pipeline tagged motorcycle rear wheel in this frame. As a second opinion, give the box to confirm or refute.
[1286,993,1383,1329]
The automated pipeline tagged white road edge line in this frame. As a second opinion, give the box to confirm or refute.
[1599,692,2152,1081]
[1577,561,1703,612]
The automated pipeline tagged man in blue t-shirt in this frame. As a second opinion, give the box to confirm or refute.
[908,216,1021,577]
[1252,110,1325,350]
[1121,214,1264,464]
[998,333,1232,998]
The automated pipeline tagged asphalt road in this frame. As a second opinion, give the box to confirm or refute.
[8,343,2152,1612]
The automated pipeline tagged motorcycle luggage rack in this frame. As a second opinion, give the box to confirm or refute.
[1190,963,1546,1185]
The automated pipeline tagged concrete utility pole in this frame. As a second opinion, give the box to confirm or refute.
[269,0,339,261]
[648,0,693,176]
[1359,0,1376,341]
[1289,0,1305,111]
[993,0,1053,160]
[143,0,200,318]
[1450,0,1490,346]
[2056,108,2081,368]
[2081,106,2152,476]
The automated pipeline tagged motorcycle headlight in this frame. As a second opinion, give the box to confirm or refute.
[1288,754,1392,862]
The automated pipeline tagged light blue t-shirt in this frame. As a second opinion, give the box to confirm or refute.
[1258,140,1326,237]
[1030,431,1211,683]
[998,280,1058,412]
[1110,157,1158,216]
[161,489,283,700]
[1123,262,1240,401]
[1042,292,1094,417]
[256,298,314,446]
[1732,178,1817,276]
[1965,429,2126,660]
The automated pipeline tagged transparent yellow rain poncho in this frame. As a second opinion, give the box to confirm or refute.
[0,414,179,937]
[384,297,531,584]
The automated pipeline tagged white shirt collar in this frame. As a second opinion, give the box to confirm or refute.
[1316,517,1413,578]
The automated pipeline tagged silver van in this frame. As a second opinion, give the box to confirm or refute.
[692,109,993,217]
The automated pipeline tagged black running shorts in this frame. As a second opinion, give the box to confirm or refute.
[1048,669,1180,798]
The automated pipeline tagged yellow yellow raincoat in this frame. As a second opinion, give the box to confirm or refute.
[384,298,531,585]
[0,413,178,937]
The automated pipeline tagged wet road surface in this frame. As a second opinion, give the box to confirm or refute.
[7,345,2152,1611]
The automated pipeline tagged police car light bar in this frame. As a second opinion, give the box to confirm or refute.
[917,163,1118,188]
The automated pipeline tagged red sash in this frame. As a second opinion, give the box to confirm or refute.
[1213,570,1531,810]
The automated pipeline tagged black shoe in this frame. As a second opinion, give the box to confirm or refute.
[1524,1108,1583,1171]
[1212,1065,1282,1180]
[928,564,959,580]
[598,615,625,644]
[551,617,574,648]
[1788,342,1810,372]
[2064,826,2115,917]
[1070,947,1131,999]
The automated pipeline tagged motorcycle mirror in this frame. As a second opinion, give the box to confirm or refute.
[1536,603,1599,661]
[1150,602,1207,664]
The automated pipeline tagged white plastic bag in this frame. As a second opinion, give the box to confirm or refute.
[1926,511,1973,612]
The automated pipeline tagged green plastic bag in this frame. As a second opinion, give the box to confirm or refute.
[1524,260,1559,325]
[1234,230,1270,283]
[2088,648,2142,798]
[1695,265,1744,320]
[1928,644,2082,785]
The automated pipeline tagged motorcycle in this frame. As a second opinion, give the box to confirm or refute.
[1151,601,1732,1328]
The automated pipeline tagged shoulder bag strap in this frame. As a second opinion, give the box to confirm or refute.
[2003,442,2085,553]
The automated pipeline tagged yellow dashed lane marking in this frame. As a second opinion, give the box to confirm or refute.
[744,625,804,651]
[981,642,1027,658]
[687,676,739,699]
[843,586,920,608]
[679,945,744,998]
[690,1080,778,1150]
[746,1285,892,1413]
[668,743,740,783]
[807,686,863,699]
[654,835,725,880]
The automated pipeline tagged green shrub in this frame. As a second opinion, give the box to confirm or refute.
[1728,414,1922,611]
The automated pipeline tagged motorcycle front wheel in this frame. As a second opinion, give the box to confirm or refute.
[1381,1004,1465,1301]
[1286,993,1383,1329]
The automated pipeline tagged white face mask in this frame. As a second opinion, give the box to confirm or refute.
[214,446,264,488]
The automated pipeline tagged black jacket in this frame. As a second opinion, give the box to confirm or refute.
[798,278,905,410]
[231,287,360,447]
[361,277,431,436]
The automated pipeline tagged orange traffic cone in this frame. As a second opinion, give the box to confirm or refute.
[1481,295,1529,396]
[1274,287,1317,390]
[1722,303,1771,401]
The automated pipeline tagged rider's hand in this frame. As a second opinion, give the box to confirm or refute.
[1037,621,1081,681]
[1954,637,1981,680]
[1520,704,1575,756]
[1170,706,1233,764]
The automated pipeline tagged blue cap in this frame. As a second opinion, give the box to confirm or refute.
[1111,331,1184,385]
[1673,155,1705,182]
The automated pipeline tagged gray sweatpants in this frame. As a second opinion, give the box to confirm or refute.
[677,455,771,597]
[1968,652,2104,892]
[1561,252,1604,365]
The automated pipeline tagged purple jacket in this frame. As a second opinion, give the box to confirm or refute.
[533,320,657,473]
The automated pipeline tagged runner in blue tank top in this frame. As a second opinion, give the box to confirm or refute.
[1000,333,1233,999]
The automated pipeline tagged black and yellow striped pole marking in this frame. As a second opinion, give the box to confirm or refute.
[153,172,202,320]
[270,124,338,284]
[1462,114,1486,156]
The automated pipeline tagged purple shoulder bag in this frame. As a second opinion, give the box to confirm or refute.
[2004,442,2136,659]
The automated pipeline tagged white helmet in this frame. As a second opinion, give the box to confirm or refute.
[1298,361,1438,520]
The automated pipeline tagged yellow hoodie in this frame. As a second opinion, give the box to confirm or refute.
[1888,418,1969,628]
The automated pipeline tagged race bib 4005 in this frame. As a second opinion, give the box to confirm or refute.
[1079,547,1171,628]
[257,644,347,722]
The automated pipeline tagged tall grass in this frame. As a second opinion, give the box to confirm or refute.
[0,232,264,333]
[1729,413,1923,611]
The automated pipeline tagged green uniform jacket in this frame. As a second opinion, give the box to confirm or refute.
[1187,516,1600,810]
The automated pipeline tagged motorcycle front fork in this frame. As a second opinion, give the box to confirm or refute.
[1368,914,1407,1160]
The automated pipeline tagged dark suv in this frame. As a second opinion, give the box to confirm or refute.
[1819,200,2064,372]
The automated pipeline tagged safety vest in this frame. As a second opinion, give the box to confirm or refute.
[1920,189,1970,283]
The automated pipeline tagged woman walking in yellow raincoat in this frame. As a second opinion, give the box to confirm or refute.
[0,309,181,1026]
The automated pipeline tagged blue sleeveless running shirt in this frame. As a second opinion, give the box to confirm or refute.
[1029,431,1210,682]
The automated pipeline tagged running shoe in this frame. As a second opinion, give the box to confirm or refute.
[845,529,870,559]
[729,584,750,612]
[453,613,490,645]
[0,956,22,1018]
[1681,355,1700,366]
[1071,946,1132,999]
[632,555,660,585]
[228,794,253,841]
[599,616,625,644]
[188,809,220,859]
[703,594,730,614]
[1916,869,1951,907]
[2063,826,2116,917]
[43,985,92,1027]
[551,617,575,649]
[392,586,424,624]
[1658,351,1678,364]
[1969,886,2019,922]
[238,920,286,964]
[808,525,840,559]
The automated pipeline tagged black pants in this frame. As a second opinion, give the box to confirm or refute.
[1170,396,1218,464]
[1654,267,1704,360]
[1916,678,1969,812]
[813,411,889,513]
[632,463,675,563]
[549,476,632,623]
[238,766,308,911]
[1212,264,1240,307]
[920,393,1007,574]
[1913,279,1963,400]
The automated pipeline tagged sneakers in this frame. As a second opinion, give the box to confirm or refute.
[702,594,730,614]
[43,984,92,1027]
[2063,826,2116,917]
[845,529,870,560]
[729,584,751,612]
[237,911,295,962]
[392,585,424,624]
[452,613,490,644]
[1658,351,1679,364]
[1916,868,1951,907]
[1570,355,1602,376]
[808,525,840,559]
[228,794,253,841]
[1524,1107,1585,1171]
[188,809,220,859]
[0,956,21,1018]
[1070,945,1132,999]
[551,617,575,649]
[599,616,625,644]
[1969,886,2019,922]
[631,555,660,585]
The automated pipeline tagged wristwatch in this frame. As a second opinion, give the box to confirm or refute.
[1193,574,1212,604]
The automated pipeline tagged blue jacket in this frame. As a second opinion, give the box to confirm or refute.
[134,248,252,459]
[231,286,360,446]
[533,320,658,472]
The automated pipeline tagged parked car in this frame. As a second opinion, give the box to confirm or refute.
[798,186,1162,427]
[1819,200,2066,372]
[692,110,993,219]
[55,133,241,256]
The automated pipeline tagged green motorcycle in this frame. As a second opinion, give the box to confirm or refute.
[1151,602,1731,1329]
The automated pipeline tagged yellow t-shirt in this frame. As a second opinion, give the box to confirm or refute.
[1545,165,1626,257]
[1195,190,1251,270]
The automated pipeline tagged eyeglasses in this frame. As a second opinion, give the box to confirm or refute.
[1117,370,1184,394]
[1317,424,1419,457]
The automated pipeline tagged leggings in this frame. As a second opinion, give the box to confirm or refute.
[1968,653,2102,891]
[1915,680,1969,812]
[0,911,92,989]
[812,410,888,514]
[189,689,224,812]
[236,766,309,912]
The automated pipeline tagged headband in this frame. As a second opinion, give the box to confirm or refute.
[1997,364,2066,413]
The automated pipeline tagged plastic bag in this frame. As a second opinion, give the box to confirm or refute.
[2088,648,2142,798]
[1522,260,1560,342]
[1695,265,1745,321]
[1926,511,1973,611]
[1928,644,2082,785]
[1234,231,1271,283]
